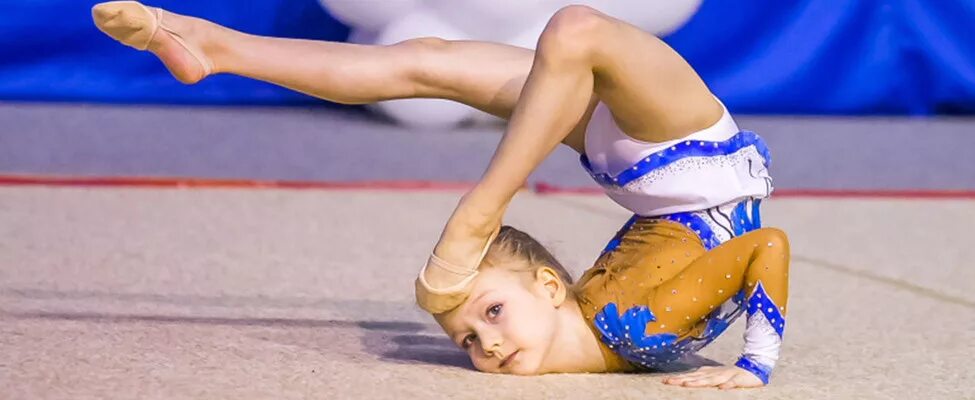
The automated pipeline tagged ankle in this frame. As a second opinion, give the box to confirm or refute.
[196,20,243,75]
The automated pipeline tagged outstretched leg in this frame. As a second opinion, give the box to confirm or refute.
[92,2,542,119]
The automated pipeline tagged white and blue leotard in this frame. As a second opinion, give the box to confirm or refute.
[580,99,784,383]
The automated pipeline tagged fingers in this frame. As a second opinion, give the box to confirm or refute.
[660,366,713,385]
[679,371,735,388]
[718,380,738,390]
[661,366,766,389]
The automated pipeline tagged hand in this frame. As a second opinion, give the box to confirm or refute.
[662,365,765,390]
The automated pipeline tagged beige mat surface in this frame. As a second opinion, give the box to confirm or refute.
[1,187,972,399]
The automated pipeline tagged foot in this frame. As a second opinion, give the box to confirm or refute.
[662,365,765,389]
[92,1,216,84]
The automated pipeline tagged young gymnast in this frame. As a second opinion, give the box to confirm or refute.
[92,2,788,389]
[428,223,788,388]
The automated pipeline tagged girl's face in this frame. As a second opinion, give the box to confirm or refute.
[436,266,563,375]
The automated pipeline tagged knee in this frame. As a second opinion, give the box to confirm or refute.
[389,36,453,93]
[393,36,451,53]
[537,5,609,60]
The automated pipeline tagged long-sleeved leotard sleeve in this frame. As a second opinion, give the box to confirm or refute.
[577,218,790,383]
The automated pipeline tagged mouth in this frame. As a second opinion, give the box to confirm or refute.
[499,350,519,369]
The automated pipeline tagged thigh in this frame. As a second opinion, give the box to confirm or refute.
[582,9,723,142]
[414,40,533,119]
[417,39,597,148]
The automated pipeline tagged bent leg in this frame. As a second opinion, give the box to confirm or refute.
[462,4,726,221]
[535,6,723,142]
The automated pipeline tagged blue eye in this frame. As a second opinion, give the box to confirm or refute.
[462,334,477,349]
[487,304,503,319]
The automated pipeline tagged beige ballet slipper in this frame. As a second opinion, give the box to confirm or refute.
[415,228,500,314]
[92,1,212,78]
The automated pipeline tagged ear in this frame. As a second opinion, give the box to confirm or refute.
[534,266,567,307]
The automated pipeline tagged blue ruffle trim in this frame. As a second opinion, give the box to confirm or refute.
[580,130,772,187]
[732,199,763,236]
[600,198,764,254]
[661,212,721,250]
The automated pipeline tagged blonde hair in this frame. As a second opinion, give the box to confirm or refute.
[415,225,574,315]
[480,226,574,285]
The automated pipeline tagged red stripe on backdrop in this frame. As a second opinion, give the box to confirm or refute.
[531,182,975,199]
[1,174,974,199]
[762,189,975,199]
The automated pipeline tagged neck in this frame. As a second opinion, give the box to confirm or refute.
[540,297,607,373]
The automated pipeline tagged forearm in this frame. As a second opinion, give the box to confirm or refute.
[735,230,790,384]
[735,343,780,385]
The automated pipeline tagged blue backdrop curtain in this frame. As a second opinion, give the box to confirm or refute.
[0,0,349,104]
[1,0,973,114]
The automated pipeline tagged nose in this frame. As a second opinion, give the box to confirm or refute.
[477,331,504,359]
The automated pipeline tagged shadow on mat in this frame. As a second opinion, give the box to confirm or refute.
[4,286,475,370]
[355,321,724,373]
[8,310,473,370]
[357,321,472,370]
[8,310,724,372]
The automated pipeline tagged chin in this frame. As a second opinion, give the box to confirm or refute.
[504,350,544,376]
